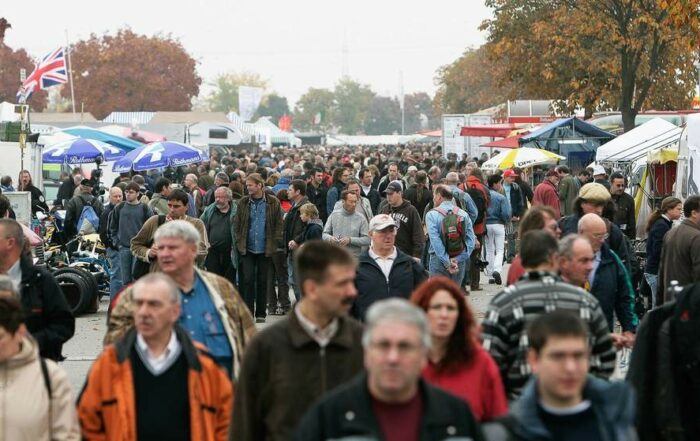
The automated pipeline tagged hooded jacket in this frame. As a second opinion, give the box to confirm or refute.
[378,199,425,257]
[0,335,80,440]
[334,196,373,223]
[484,375,637,441]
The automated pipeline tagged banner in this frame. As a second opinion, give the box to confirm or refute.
[239,86,264,122]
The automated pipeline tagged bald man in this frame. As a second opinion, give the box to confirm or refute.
[578,213,637,346]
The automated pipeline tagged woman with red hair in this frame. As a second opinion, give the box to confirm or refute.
[411,276,507,422]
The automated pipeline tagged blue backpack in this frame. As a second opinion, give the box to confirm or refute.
[76,195,101,234]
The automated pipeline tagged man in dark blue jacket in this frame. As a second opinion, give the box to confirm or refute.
[351,214,427,320]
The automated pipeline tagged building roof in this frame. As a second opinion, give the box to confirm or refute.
[31,112,97,123]
[103,112,155,125]
[149,111,230,124]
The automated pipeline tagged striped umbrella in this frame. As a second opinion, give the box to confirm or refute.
[481,147,565,171]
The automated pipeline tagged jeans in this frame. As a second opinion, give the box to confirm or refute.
[118,247,135,285]
[644,272,658,308]
[267,250,291,310]
[240,252,271,318]
[506,221,519,260]
[107,248,122,300]
[205,247,237,287]
[287,252,301,301]
[428,254,467,287]
[485,223,506,278]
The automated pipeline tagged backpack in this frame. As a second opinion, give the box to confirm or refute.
[450,189,465,210]
[466,184,489,226]
[434,207,465,258]
[76,195,102,235]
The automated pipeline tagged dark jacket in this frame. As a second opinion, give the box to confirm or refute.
[299,219,323,244]
[404,183,433,220]
[63,192,104,237]
[591,242,638,332]
[504,182,524,218]
[283,196,309,246]
[483,375,637,441]
[644,216,672,275]
[55,177,76,206]
[352,248,428,320]
[233,193,283,257]
[25,183,49,215]
[658,219,700,304]
[293,373,484,441]
[558,175,578,217]
[612,192,637,240]
[231,310,364,441]
[19,255,75,361]
[306,182,328,223]
[560,213,631,271]
[99,202,117,250]
[362,186,382,215]
[378,199,425,257]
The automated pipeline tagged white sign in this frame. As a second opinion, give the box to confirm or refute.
[239,86,264,122]
[5,192,31,226]
[442,115,467,158]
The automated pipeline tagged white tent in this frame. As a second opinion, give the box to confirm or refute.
[596,118,681,164]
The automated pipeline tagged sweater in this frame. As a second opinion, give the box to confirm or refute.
[322,208,370,256]
[111,201,153,249]
[378,199,425,257]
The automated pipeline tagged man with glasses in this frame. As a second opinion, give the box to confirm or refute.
[578,214,637,346]
[110,182,154,286]
[294,298,482,440]
[131,189,209,276]
[484,311,636,440]
[482,231,616,400]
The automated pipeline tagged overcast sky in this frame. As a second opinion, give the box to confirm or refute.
[3,1,492,106]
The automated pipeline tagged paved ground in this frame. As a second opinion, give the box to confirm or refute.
[59,264,626,393]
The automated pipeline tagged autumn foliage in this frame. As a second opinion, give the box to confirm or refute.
[63,29,201,120]
[0,44,48,111]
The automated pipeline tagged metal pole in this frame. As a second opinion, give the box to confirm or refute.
[65,30,76,115]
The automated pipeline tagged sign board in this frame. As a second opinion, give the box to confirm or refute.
[239,86,264,122]
[442,114,467,158]
[5,191,31,226]
[20,68,26,82]
[466,114,494,159]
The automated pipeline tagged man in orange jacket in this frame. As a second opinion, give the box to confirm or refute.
[78,273,232,441]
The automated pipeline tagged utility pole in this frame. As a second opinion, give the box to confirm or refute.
[66,30,76,115]
[399,71,405,135]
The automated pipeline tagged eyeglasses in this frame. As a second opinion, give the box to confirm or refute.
[592,232,609,240]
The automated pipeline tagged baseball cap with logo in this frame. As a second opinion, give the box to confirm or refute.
[369,214,397,232]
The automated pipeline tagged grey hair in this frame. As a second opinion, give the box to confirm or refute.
[0,275,17,298]
[559,234,586,259]
[446,172,459,185]
[362,298,431,351]
[154,220,200,245]
[186,173,198,184]
[215,186,233,201]
[133,273,180,304]
[0,218,25,250]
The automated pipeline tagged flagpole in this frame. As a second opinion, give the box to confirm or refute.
[65,30,76,116]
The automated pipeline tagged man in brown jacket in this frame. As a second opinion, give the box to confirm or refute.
[230,240,364,441]
[234,173,284,323]
[658,195,700,304]
[108,220,255,379]
[81,273,232,441]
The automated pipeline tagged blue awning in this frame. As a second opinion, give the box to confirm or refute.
[520,117,615,144]
[62,126,143,151]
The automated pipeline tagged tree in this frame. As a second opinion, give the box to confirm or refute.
[63,29,201,120]
[481,0,700,130]
[434,46,510,116]
[206,71,268,113]
[404,92,437,133]
[0,19,48,110]
[334,78,375,135]
[255,93,289,122]
[364,96,401,135]
[293,87,336,132]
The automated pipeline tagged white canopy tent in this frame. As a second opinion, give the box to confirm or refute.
[596,118,682,165]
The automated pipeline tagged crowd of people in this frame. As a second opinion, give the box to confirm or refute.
[1,142,699,440]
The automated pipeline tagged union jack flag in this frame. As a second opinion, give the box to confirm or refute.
[16,47,68,103]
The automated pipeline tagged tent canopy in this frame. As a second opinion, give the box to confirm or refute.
[519,117,614,144]
[595,118,681,164]
[483,132,528,148]
[460,123,521,138]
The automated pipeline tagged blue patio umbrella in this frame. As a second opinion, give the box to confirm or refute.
[62,126,143,151]
[43,138,126,164]
[112,141,209,173]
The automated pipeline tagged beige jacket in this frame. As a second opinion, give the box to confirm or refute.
[0,335,80,441]
[105,268,256,379]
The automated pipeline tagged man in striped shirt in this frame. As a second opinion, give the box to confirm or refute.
[481,231,616,400]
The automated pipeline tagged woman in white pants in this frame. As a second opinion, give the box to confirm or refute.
[485,174,512,285]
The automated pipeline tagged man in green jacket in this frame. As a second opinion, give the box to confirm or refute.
[201,186,238,286]
[557,165,578,217]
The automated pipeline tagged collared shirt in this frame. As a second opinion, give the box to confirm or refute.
[179,274,233,363]
[135,331,181,375]
[7,259,21,292]
[361,184,372,196]
[295,307,339,348]
[368,246,397,281]
[589,250,602,288]
[247,197,267,254]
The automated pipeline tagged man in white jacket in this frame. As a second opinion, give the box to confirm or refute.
[0,295,80,440]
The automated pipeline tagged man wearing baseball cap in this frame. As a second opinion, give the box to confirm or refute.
[351,214,428,320]
[592,165,610,190]
[378,181,425,258]
[532,169,561,219]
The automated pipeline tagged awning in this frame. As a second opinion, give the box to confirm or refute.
[483,132,529,148]
[519,117,615,144]
[419,129,442,137]
[460,124,522,138]
[595,118,681,164]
